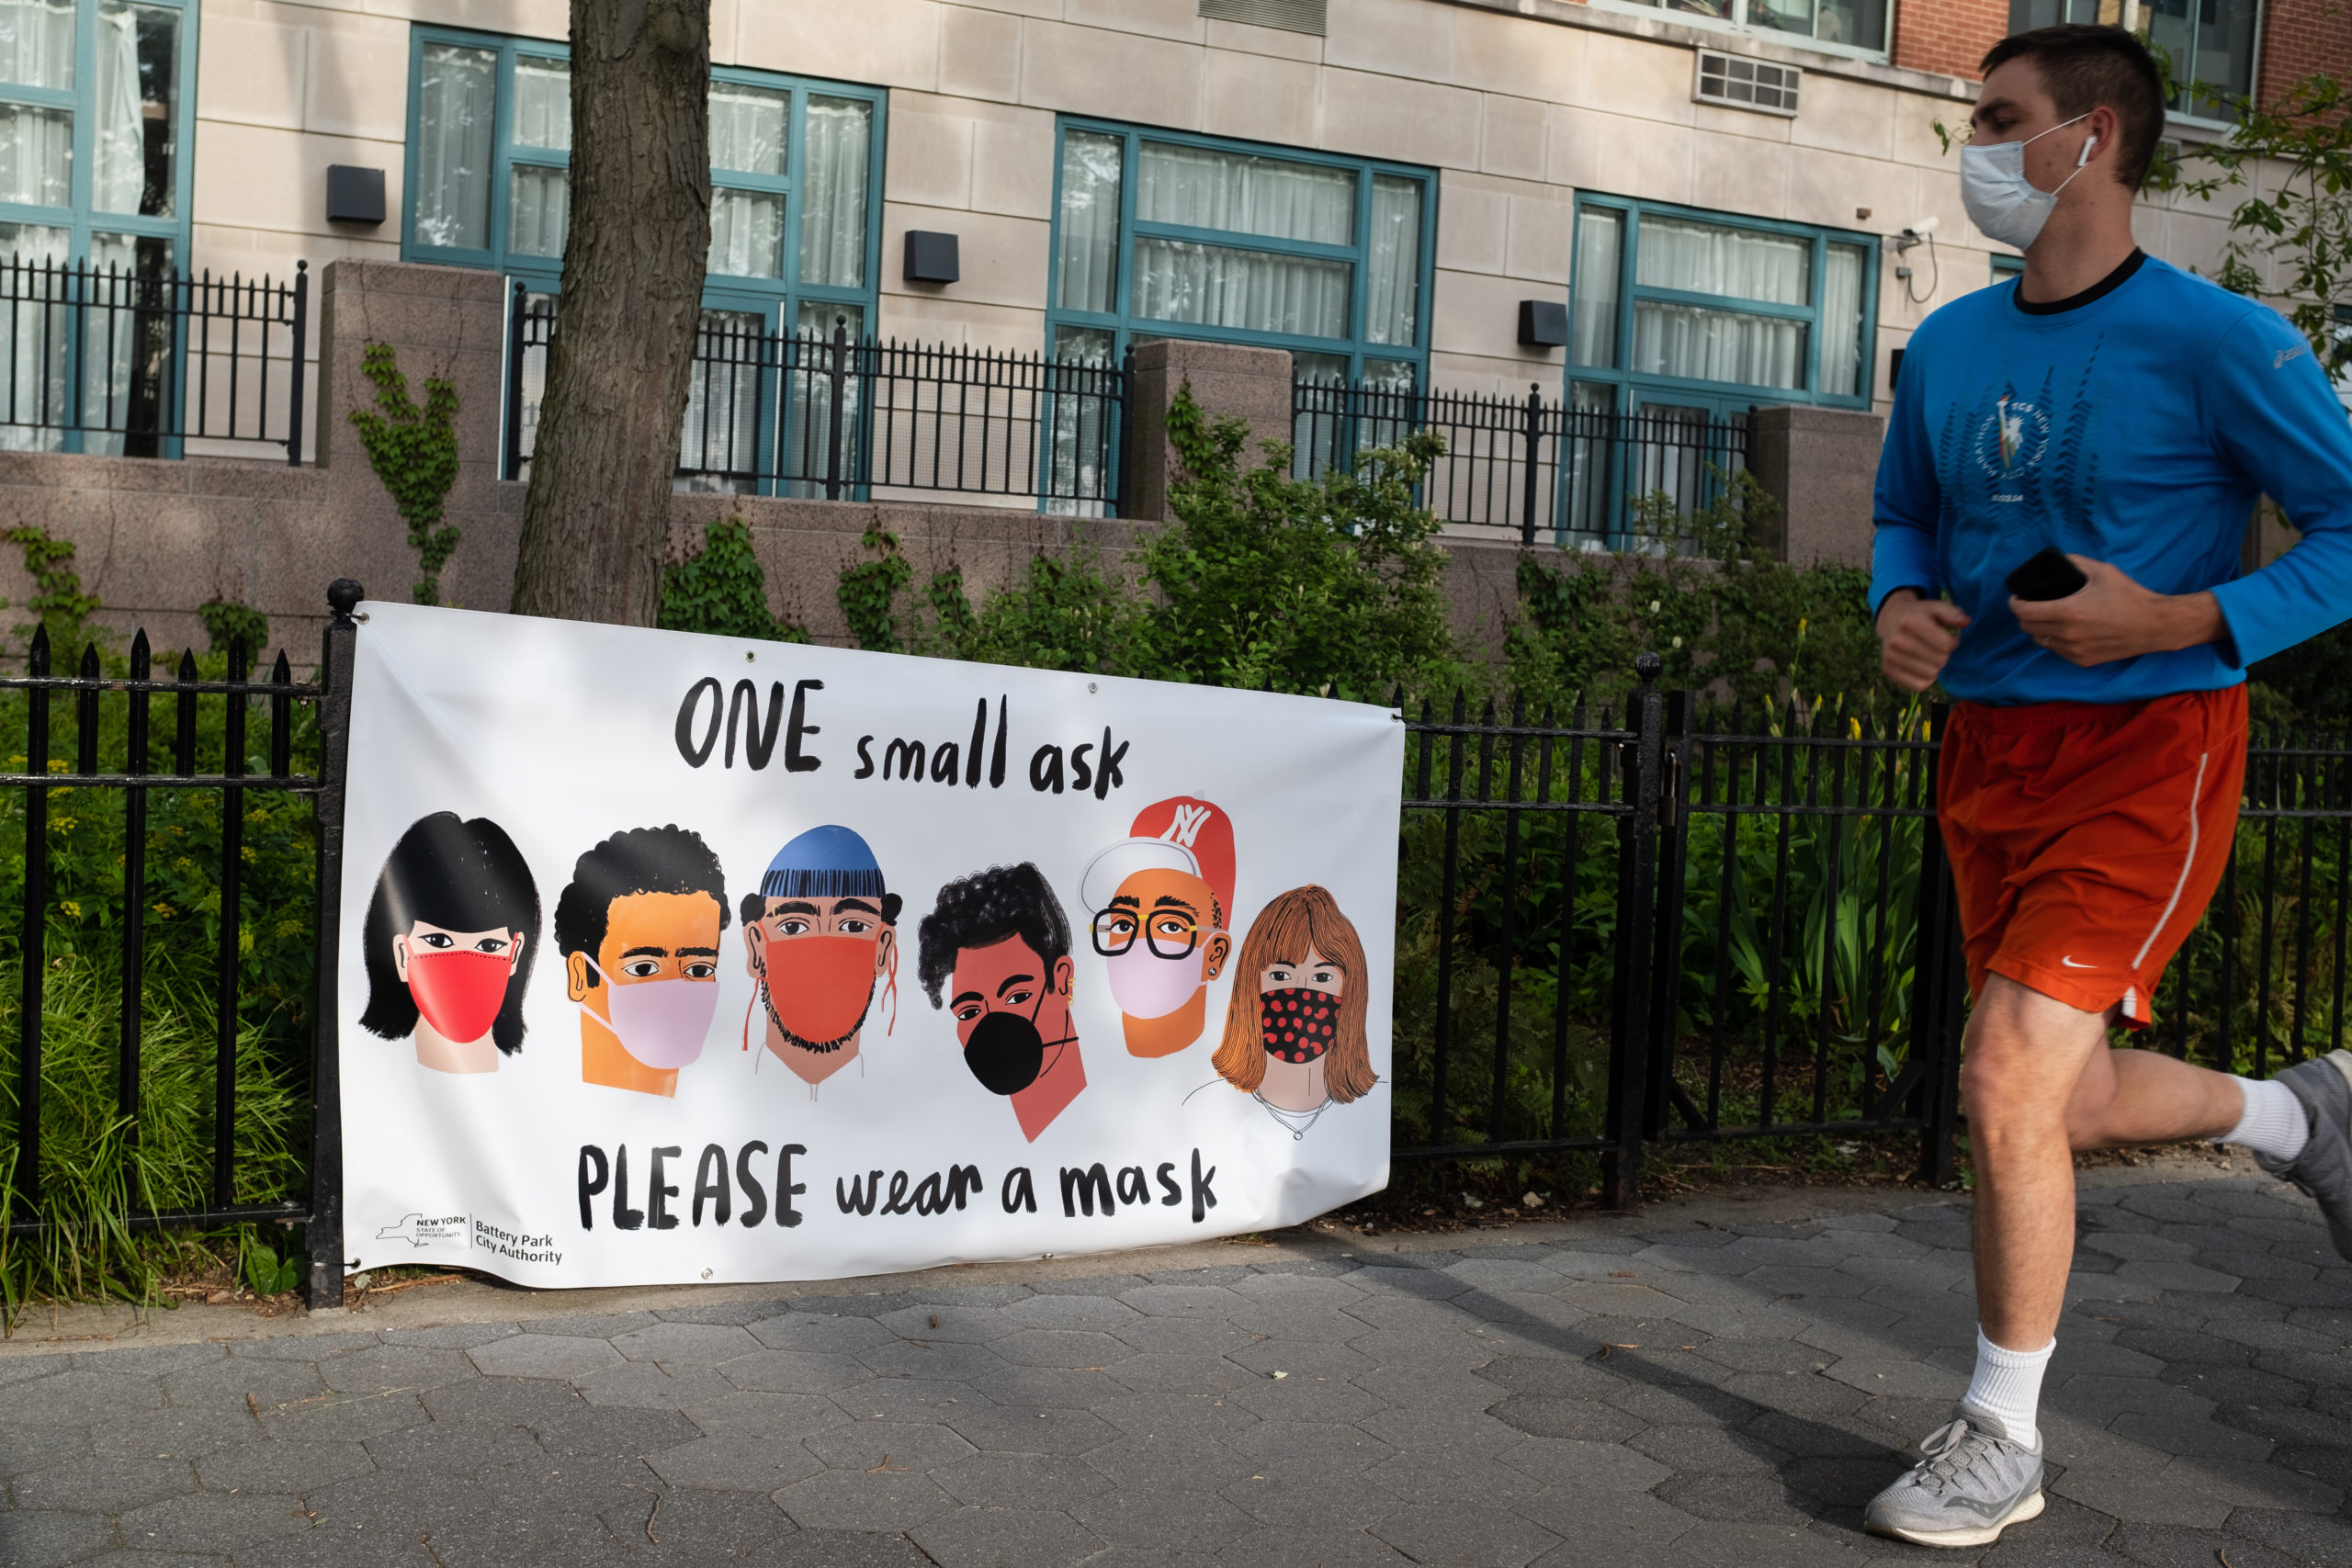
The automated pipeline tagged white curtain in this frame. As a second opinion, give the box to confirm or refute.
[507,166,568,259]
[1573,209,1622,367]
[1634,301,1804,389]
[1056,130,1122,315]
[785,299,862,498]
[798,96,869,288]
[1363,175,1419,347]
[1134,238,1348,340]
[708,188,781,279]
[414,44,494,250]
[0,220,65,452]
[711,85,786,175]
[1636,216,1810,306]
[80,230,156,457]
[0,101,67,207]
[511,56,570,150]
[1136,142,1352,245]
[678,309,762,491]
[0,0,73,88]
[1819,243,1865,397]
[91,3,147,215]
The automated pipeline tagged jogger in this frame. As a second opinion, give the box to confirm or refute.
[1864,23,2352,1548]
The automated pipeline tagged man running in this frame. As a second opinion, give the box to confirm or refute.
[1865,23,2352,1549]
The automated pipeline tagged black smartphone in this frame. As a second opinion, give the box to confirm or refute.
[2005,547,2088,603]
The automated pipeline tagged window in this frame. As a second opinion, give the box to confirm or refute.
[1566,197,1874,545]
[1599,0,1888,61]
[2008,0,2260,120]
[1569,197,1877,414]
[404,28,882,492]
[0,0,196,453]
[1991,253,2024,286]
[2145,0,2258,120]
[1046,119,1433,394]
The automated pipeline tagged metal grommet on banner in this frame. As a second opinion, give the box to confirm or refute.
[352,611,369,622]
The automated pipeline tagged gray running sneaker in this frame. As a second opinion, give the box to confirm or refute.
[2255,1050,2352,1262]
[1863,1406,2044,1548]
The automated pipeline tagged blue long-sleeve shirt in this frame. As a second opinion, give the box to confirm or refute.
[1869,254,2352,705]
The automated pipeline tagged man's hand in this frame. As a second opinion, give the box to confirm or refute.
[1877,591,1971,693]
[2009,556,2223,667]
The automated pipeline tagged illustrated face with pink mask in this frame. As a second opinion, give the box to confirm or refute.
[1081,799,1237,1059]
[554,826,731,1100]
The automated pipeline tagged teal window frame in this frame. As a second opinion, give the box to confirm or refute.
[1991,252,2024,286]
[1044,117,1437,389]
[1566,194,1880,422]
[401,27,884,333]
[0,0,200,455]
[0,0,195,265]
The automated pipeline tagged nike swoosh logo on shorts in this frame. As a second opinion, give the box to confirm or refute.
[2061,956,2095,969]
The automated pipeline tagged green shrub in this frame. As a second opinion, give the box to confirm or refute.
[197,598,269,657]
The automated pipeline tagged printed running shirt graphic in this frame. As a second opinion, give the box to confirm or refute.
[1973,392,2052,503]
[1871,255,2352,706]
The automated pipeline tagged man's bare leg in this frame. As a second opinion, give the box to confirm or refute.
[1964,975,2245,1348]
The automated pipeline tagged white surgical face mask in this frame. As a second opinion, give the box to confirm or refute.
[1961,114,2096,251]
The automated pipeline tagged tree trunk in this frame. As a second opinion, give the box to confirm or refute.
[509,0,710,626]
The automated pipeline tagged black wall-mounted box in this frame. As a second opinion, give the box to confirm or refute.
[1517,299,1567,349]
[903,231,960,285]
[325,165,386,226]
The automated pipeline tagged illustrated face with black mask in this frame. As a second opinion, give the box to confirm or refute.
[948,932,1084,1141]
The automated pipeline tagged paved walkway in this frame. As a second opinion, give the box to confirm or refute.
[5,1159,2351,1568]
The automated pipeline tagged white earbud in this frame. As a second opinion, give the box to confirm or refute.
[2076,132,2098,168]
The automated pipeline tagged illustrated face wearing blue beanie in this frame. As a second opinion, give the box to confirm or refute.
[739,825,903,1089]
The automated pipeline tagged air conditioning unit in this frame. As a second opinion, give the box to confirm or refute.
[1199,0,1328,35]
[1694,50,1802,117]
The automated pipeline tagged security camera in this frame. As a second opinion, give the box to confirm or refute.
[1894,216,1939,254]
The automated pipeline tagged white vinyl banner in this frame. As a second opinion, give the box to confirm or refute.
[339,603,1402,1288]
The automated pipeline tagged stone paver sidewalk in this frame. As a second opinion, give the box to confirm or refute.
[5,1160,2351,1568]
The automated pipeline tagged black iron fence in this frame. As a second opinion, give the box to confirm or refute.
[0,585,354,1306]
[1397,671,2352,1194]
[1294,379,1748,549]
[5,604,2346,1306]
[504,289,1131,511]
[0,256,309,465]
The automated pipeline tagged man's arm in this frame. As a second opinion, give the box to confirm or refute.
[1870,344,1968,691]
[2010,311,2352,669]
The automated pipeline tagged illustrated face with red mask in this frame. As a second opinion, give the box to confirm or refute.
[743,896,898,1088]
[392,921,526,1074]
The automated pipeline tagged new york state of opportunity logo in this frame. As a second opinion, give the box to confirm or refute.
[1966,392,2060,502]
[1972,392,2049,501]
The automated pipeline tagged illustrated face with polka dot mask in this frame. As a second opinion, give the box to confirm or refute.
[1257,948,1345,1064]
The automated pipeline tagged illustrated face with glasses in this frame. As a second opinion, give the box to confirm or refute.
[1090,865,1230,1057]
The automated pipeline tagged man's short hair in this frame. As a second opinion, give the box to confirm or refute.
[554,825,729,988]
[1981,25,2166,192]
[916,863,1070,1008]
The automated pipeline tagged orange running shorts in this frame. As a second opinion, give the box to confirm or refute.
[1938,685,2246,1029]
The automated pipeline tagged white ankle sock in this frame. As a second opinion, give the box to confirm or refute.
[2221,1076,2309,1165]
[1964,1329,2052,1450]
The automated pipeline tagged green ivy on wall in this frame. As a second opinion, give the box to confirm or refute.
[345,343,461,606]
[659,518,809,644]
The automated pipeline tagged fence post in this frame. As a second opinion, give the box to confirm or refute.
[1520,383,1543,548]
[1914,701,1964,1187]
[503,280,526,483]
[1603,653,1664,1209]
[1641,688,1690,1141]
[304,580,362,1310]
[825,315,848,502]
[1114,344,1136,520]
[285,261,308,468]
